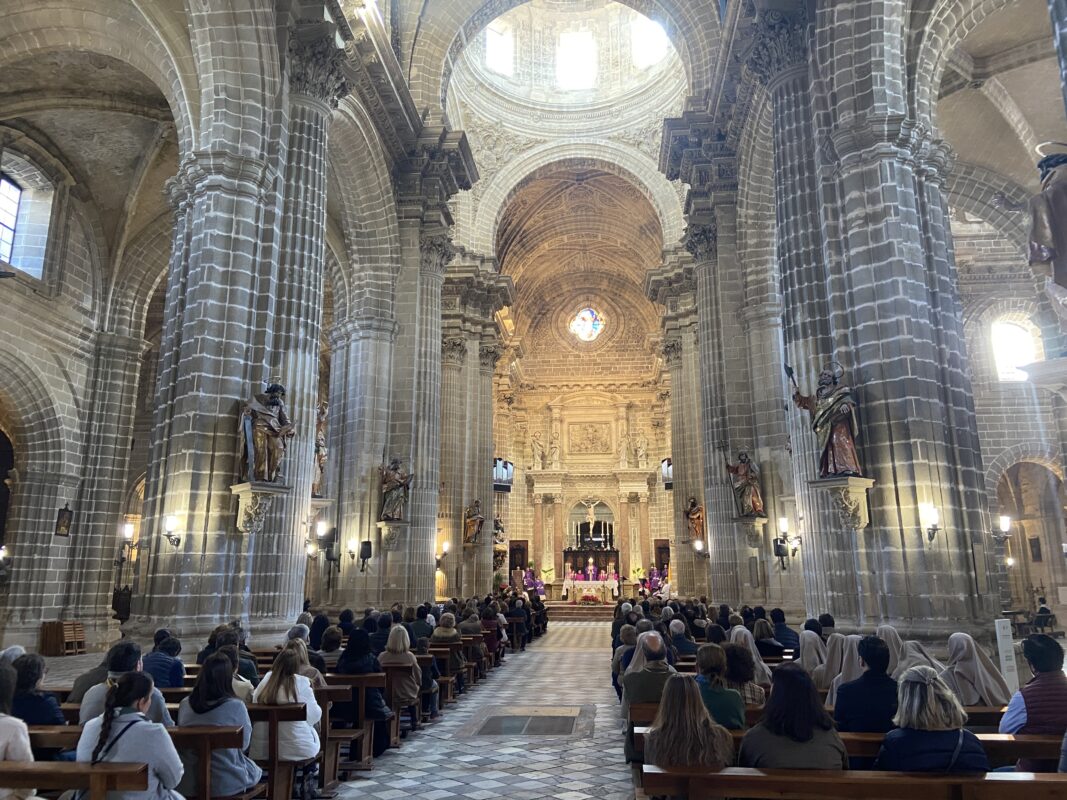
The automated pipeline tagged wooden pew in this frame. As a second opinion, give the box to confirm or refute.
[28,724,265,800]
[428,647,459,704]
[414,654,438,722]
[324,673,396,767]
[460,635,485,681]
[0,761,147,800]
[632,727,1063,769]
[247,703,310,800]
[313,684,359,790]
[641,764,1067,799]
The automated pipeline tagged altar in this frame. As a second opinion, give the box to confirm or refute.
[561,577,619,602]
[563,547,619,579]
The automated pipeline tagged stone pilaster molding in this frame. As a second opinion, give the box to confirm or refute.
[479,344,503,372]
[442,337,467,366]
[745,8,809,87]
[288,31,350,107]
[683,222,718,263]
[420,231,456,276]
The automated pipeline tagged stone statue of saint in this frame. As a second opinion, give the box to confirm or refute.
[1029,145,1067,326]
[311,400,328,497]
[791,364,862,478]
[617,433,630,468]
[379,459,414,521]
[548,433,561,469]
[530,431,545,470]
[463,499,485,544]
[493,516,505,545]
[685,497,706,542]
[634,431,649,468]
[240,383,294,483]
[725,451,766,518]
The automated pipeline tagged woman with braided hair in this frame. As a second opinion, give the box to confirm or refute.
[75,672,184,799]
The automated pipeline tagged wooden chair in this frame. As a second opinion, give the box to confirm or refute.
[0,761,147,800]
[247,703,312,800]
[428,647,458,705]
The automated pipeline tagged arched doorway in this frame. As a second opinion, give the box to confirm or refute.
[996,462,1067,614]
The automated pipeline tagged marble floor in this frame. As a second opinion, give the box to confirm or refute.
[337,620,634,800]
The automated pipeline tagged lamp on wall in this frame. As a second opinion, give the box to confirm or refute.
[993,515,1013,543]
[162,515,181,547]
[919,504,940,542]
[436,539,451,569]
[1006,556,1016,567]
[692,538,709,559]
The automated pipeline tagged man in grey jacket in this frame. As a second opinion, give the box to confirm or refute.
[79,641,174,725]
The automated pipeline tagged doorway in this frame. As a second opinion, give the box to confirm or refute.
[509,540,529,573]
[653,539,671,576]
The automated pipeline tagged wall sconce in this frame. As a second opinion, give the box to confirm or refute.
[436,540,451,569]
[305,541,319,560]
[347,539,357,562]
[123,522,135,541]
[692,538,709,559]
[316,520,328,538]
[994,515,1013,543]
[162,515,181,547]
[1006,556,1016,567]
[920,503,940,542]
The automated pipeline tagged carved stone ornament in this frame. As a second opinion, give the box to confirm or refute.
[684,222,718,263]
[377,520,407,552]
[745,9,809,86]
[809,476,876,533]
[231,481,292,535]
[442,338,467,366]
[662,339,683,366]
[420,232,456,275]
[288,33,350,107]
[479,344,503,371]
[737,516,769,549]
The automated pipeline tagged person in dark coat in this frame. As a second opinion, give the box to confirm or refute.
[770,608,800,651]
[833,636,898,769]
[338,609,356,637]
[369,614,392,655]
[142,637,186,689]
[873,665,989,773]
[335,630,393,757]
[308,614,330,651]
[670,620,700,657]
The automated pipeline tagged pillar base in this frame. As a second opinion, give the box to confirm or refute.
[230,482,292,535]
[735,516,769,549]
[808,476,876,533]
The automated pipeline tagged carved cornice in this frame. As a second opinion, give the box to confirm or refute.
[289,30,349,107]
[420,231,456,276]
[165,150,276,207]
[744,9,809,88]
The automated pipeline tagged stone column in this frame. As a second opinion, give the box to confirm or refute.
[474,342,501,592]
[638,492,651,570]
[134,148,279,635]
[532,495,544,577]
[618,494,631,579]
[439,337,468,597]
[250,26,348,632]
[746,7,858,623]
[552,494,565,577]
[1050,1,1067,116]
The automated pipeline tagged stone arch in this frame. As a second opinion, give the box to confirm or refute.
[910,0,1015,130]
[985,445,1065,513]
[106,212,173,338]
[736,88,778,309]
[406,0,720,121]
[473,142,684,254]
[0,0,197,156]
[0,350,69,477]
[945,162,1030,253]
[328,97,402,324]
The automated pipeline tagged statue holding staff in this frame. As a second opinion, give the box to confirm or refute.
[788,363,862,479]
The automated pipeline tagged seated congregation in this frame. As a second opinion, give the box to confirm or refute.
[0,590,546,800]
[613,598,1067,797]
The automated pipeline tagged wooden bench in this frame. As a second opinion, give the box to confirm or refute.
[28,724,265,800]
[312,684,359,790]
[247,703,310,800]
[632,727,1063,769]
[0,761,147,800]
[414,654,439,722]
[428,647,459,705]
[324,673,396,767]
[641,764,1067,799]
[382,664,421,733]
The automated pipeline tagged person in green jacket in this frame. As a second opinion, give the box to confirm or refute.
[695,643,746,730]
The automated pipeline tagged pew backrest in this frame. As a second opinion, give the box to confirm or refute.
[0,761,147,800]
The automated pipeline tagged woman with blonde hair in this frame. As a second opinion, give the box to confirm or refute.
[873,666,989,772]
[378,626,422,730]
[283,638,326,688]
[752,618,785,659]
[645,674,734,770]
[939,632,1011,707]
[250,650,322,762]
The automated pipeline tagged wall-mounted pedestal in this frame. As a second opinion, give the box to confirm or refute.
[736,516,769,549]
[377,520,408,552]
[809,476,876,533]
[1023,358,1067,400]
[230,482,291,535]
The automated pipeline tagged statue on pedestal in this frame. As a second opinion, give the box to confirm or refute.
[530,431,545,470]
[463,499,485,544]
[493,516,505,545]
[789,363,863,478]
[1029,143,1067,327]
[617,433,631,468]
[240,383,294,483]
[724,450,766,518]
[685,496,706,541]
[634,431,649,469]
[379,459,413,521]
[548,433,561,469]
[311,400,328,497]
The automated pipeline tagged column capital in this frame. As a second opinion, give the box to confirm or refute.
[288,27,349,108]
[442,337,467,366]
[420,230,456,276]
[662,338,683,367]
[683,221,718,263]
[532,495,544,506]
[745,7,809,88]
[479,343,503,372]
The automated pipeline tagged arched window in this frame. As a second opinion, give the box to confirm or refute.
[991,319,1038,381]
[630,16,670,70]
[485,20,514,77]
[0,151,56,280]
[557,30,597,90]
[0,175,21,264]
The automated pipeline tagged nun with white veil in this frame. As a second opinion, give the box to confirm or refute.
[729,625,773,685]
[798,629,827,675]
[827,634,864,707]
[812,632,846,692]
[875,624,905,675]
[938,632,1012,707]
[891,640,945,681]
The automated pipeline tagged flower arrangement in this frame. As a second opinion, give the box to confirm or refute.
[578,592,600,606]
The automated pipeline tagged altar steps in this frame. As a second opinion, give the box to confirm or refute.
[544,601,617,621]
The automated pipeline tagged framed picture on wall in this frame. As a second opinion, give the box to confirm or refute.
[54,504,73,537]
[1029,537,1043,562]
